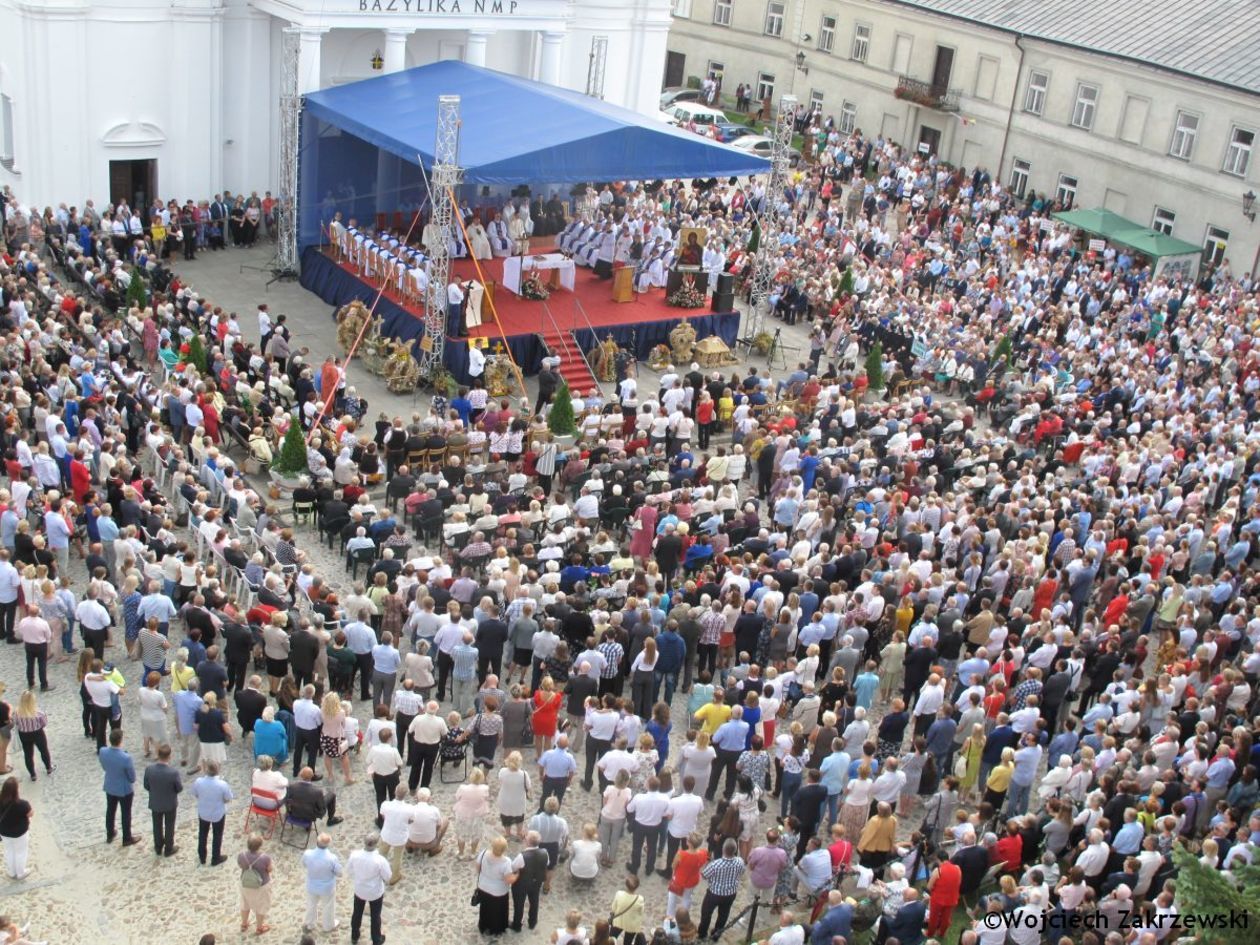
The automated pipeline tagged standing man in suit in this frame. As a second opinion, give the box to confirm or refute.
[143,743,183,856]
[99,728,140,846]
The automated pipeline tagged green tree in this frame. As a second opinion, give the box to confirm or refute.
[747,219,761,255]
[126,269,148,310]
[183,334,208,375]
[993,332,1013,366]
[1169,845,1260,945]
[837,267,854,297]
[272,419,309,476]
[864,339,884,392]
[547,382,577,437]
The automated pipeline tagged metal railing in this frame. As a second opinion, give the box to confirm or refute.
[569,298,603,390]
[895,75,961,112]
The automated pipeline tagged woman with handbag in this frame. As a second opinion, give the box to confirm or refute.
[473,835,518,936]
[608,873,646,945]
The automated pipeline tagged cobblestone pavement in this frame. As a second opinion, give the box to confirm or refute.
[0,246,851,944]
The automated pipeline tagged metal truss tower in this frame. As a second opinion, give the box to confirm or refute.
[419,95,462,376]
[275,27,301,276]
[586,35,609,99]
[746,93,798,340]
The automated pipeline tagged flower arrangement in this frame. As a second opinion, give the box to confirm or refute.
[667,274,706,309]
[520,269,550,300]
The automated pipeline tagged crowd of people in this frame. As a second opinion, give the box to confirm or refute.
[0,105,1259,945]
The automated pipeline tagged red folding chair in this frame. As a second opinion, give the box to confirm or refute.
[244,788,282,838]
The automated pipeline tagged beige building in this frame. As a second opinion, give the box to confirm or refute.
[665,0,1260,276]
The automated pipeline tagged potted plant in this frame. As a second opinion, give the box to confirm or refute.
[181,334,208,376]
[126,268,149,311]
[269,419,308,488]
[751,331,774,356]
[864,340,885,395]
[547,382,578,445]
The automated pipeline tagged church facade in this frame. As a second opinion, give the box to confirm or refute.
[0,0,671,210]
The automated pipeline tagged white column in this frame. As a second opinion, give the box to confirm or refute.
[382,27,410,73]
[538,30,564,87]
[464,29,492,67]
[296,26,327,94]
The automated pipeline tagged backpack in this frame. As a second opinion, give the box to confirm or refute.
[240,853,265,888]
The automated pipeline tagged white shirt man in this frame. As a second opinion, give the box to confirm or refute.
[407,789,448,852]
[346,840,392,905]
[666,787,705,841]
[596,744,639,785]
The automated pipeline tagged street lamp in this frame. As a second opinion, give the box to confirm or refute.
[1244,189,1256,223]
[371,50,384,71]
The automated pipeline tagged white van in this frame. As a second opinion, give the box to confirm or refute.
[659,102,728,129]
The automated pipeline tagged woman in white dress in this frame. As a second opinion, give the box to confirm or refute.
[569,824,602,882]
[679,731,717,800]
[467,220,493,260]
[496,750,532,841]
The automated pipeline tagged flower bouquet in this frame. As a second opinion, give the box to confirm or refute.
[520,269,550,300]
[667,274,706,309]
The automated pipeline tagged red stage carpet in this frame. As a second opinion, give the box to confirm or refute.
[449,249,683,341]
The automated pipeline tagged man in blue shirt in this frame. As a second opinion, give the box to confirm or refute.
[190,761,234,866]
[451,631,480,717]
[537,735,578,809]
[99,728,139,846]
[303,833,344,932]
[818,741,851,828]
[710,706,751,801]
[343,612,377,702]
[1006,735,1043,818]
[811,891,853,945]
[653,623,686,705]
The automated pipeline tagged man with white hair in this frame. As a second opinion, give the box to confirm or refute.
[406,787,449,855]
[302,832,343,933]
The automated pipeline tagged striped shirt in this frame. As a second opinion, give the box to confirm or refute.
[13,711,48,734]
[702,856,746,896]
[699,610,726,646]
[597,642,624,679]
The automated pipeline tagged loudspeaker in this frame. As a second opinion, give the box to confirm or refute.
[712,289,735,312]
[716,272,734,295]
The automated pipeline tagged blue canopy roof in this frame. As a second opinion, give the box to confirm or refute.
[303,60,770,184]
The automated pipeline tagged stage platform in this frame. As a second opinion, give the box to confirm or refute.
[299,244,741,385]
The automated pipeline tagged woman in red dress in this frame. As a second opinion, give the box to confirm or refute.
[531,676,564,754]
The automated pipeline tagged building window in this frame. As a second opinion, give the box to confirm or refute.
[1223,127,1254,177]
[1169,111,1198,160]
[1203,225,1229,267]
[840,100,857,135]
[851,23,871,63]
[0,94,14,171]
[819,15,836,52]
[764,1,785,36]
[1056,173,1078,207]
[1152,207,1176,235]
[707,60,726,81]
[1023,71,1048,116]
[1010,158,1030,199]
[671,0,692,15]
[810,89,824,109]
[713,0,733,26]
[757,72,776,102]
[1071,84,1098,131]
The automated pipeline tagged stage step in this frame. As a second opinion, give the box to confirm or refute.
[539,328,600,398]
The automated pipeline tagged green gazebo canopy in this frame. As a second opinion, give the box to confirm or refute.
[1052,207,1201,259]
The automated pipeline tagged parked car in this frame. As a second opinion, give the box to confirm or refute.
[660,87,703,110]
[659,102,729,130]
[730,134,802,166]
[711,120,757,143]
